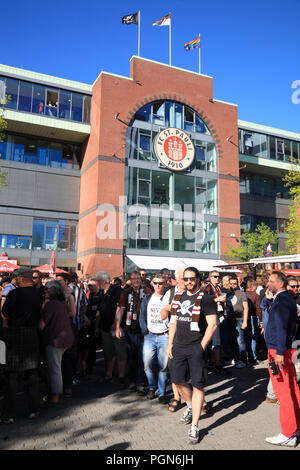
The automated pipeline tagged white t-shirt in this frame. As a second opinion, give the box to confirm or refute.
[147,294,169,334]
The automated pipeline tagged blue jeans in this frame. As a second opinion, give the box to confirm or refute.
[248,317,260,361]
[143,333,169,397]
[236,320,247,362]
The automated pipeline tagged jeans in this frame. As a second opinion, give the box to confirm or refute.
[236,320,247,362]
[126,332,146,387]
[143,333,169,397]
[45,345,66,395]
[248,317,260,361]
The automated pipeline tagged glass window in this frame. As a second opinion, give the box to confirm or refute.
[49,142,63,168]
[284,139,291,162]
[153,102,164,125]
[5,78,19,109]
[206,143,216,172]
[269,136,276,159]
[135,103,151,122]
[139,133,151,161]
[244,133,253,155]
[71,93,83,122]
[195,145,205,170]
[32,219,77,251]
[174,103,182,128]
[152,171,170,205]
[276,140,284,160]
[12,135,25,162]
[32,85,46,114]
[24,140,38,164]
[184,107,194,132]
[292,141,299,161]
[18,81,32,112]
[59,90,71,120]
[46,89,58,117]
[174,174,194,206]
[83,95,91,124]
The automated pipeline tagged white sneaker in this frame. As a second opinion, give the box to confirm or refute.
[265,433,297,447]
[188,424,200,444]
[236,361,246,369]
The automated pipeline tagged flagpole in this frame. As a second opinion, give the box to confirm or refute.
[169,14,171,65]
[138,10,141,56]
[198,33,201,74]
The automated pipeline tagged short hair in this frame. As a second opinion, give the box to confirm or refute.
[32,270,42,279]
[94,271,111,283]
[46,280,66,301]
[271,271,288,288]
[183,267,200,278]
[247,280,257,289]
[229,276,238,282]
[1,276,11,286]
[130,270,141,279]
[151,273,165,281]
[56,272,70,283]
[175,266,186,280]
[287,277,297,284]
[209,270,219,277]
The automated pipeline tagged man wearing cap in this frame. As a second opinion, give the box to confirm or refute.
[1,267,43,422]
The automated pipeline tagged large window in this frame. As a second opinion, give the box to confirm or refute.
[0,133,81,169]
[0,234,31,249]
[0,76,91,124]
[240,173,290,199]
[239,128,299,163]
[32,219,77,251]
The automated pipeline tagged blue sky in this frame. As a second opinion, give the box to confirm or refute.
[2,0,300,132]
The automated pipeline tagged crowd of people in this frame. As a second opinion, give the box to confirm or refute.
[0,265,299,446]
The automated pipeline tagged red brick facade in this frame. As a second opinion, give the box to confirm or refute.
[77,57,240,277]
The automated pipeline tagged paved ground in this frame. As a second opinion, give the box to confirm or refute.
[0,350,299,452]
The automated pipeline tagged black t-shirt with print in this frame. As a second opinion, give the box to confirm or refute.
[174,291,215,346]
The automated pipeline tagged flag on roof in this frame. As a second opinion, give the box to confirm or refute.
[122,12,139,24]
[184,36,201,51]
[152,13,171,26]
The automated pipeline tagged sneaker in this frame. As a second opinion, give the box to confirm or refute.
[147,389,156,400]
[28,412,39,420]
[265,396,279,404]
[136,386,147,396]
[180,407,193,425]
[265,433,297,447]
[236,361,246,369]
[1,417,14,424]
[188,424,200,445]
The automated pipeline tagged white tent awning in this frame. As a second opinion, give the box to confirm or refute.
[126,255,238,272]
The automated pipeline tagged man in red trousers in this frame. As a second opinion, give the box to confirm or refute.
[264,271,300,447]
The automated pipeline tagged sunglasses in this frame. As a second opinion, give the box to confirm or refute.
[290,285,299,289]
[183,277,197,282]
[153,281,164,285]
[32,277,39,279]
[212,275,220,278]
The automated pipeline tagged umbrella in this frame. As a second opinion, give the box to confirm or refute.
[33,264,68,274]
[0,260,20,272]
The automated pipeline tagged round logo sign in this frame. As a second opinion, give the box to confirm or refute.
[154,128,195,171]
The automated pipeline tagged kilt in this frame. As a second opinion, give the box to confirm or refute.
[4,326,40,371]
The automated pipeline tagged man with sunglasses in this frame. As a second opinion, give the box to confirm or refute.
[139,274,169,403]
[167,267,217,444]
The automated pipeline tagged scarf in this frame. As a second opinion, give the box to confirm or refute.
[170,290,204,332]
[125,288,146,329]
[204,281,224,314]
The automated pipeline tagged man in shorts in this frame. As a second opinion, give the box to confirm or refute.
[167,267,217,444]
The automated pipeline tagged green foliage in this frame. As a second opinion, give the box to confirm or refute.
[282,158,300,254]
[225,223,278,262]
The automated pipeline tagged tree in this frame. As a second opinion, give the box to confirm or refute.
[225,223,278,262]
[282,158,300,254]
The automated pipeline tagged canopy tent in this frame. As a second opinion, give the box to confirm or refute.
[126,255,241,273]
[33,264,68,274]
[0,260,20,272]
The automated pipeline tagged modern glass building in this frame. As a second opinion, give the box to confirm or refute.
[0,58,298,275]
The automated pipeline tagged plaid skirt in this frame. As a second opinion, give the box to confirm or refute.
[4,326,40,371]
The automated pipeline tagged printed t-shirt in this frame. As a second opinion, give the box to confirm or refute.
[227,289,247,319]
[147,294,169,334]
[174,290,214,346]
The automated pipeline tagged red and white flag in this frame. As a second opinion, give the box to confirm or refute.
[152,13,171,26]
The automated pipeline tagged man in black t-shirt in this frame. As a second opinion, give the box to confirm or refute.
[86,278,102,374]
[167,267,217,445]
[94,271,125,386]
